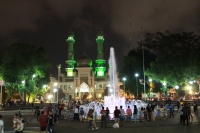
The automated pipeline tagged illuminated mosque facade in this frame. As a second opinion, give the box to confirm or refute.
[48,30,122,101]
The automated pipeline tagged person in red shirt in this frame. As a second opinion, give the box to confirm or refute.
[38,111,48,133]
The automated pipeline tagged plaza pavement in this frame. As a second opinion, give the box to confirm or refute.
[1,108,200,133]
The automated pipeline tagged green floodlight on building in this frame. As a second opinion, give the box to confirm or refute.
[96,67,106,77]
[66,68,74,77]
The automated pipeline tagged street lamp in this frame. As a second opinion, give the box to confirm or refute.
[135,73,139,99]
[122,77,127,92]
[53,88,58,103]
[53,82,58,103]
[175,85,179,97]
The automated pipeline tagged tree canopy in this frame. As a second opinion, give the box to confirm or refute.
[0,43,51,101]
[119,49,156,97]
[121,31,200,97]
[140,31,200,88]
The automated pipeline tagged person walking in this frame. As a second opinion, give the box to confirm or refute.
[87,109,93,130]
[47,110,56,133]
[114,106,120,125]
[0,114,4,133]
[133,105,138,123]
[126,106,132,123]
[38,111,48,133]
[100,107,107,127]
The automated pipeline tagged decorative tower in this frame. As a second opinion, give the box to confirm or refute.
[95,29,106,77]
[65,30,76,77]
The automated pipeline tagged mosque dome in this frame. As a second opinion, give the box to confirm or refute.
[77,53,92,67]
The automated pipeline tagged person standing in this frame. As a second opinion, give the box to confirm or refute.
[119,106,125,126]
[193,102,198,115]
[0,114,4,133]
[92,109,99,129]
[182,103,191,126]
[73,106,79,122]
[114,106,120,125]
[177,100,180,112]
[126,106,132,123]
[140,107,144,121]
[13,114,24,133]
[38,111,48,133]
[53,105,58,122]
[79,107,84,122]
[47,110,56,133]
[168,104,174,118]
[105,107,110,123]
[133,105,138,123]
[146,104,152,121]
[178,104,184,125]
[100,107,107,127]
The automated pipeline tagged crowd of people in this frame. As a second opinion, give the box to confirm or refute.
[0,99,196,133]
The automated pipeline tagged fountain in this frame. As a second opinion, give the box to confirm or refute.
[104,47,126,114]
[79,47,147,119]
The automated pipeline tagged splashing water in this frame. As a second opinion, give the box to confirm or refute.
[104,47,126,115]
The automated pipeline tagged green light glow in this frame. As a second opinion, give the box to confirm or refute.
[95,59,105,66]
[66,68,74,77]
[95,67,106,77]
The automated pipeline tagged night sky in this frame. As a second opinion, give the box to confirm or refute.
[0,0,200,77]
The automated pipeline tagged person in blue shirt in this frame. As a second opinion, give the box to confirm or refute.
[168,104,174,118]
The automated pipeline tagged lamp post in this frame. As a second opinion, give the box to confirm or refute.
[135,73,139,99]
[122,77,127,92]
[175,85,179,97]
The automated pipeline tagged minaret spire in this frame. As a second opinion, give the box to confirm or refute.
[65,29,76,76]
[95,29,106,77]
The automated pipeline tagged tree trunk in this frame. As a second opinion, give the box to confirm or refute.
[27,93,30,104]
[24,90,26,103]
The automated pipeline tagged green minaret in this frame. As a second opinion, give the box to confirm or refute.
[65,30,76,76]
[95,29,106,77]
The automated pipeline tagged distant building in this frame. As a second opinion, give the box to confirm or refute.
[47,30,122,102]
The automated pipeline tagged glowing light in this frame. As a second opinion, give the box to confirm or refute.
[43,85,47,88]
[135,73,139,77]
[48,95,53,99]
[122,77,126,81]
[53,88,58,92]
[54,82,58,87]
[175,85,179,89]
[98,94,101,97]
[149,79,152,82]
[162,82,166,86]
[187,85,191,90]
[189,81,193,84]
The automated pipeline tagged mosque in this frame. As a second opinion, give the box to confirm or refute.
[47,30,123,102]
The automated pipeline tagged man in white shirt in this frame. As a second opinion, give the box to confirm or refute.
[0,114,4,133]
